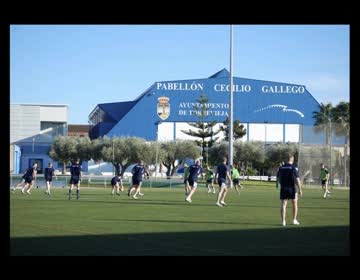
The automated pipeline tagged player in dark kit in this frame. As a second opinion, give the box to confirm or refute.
[128,160,149,199]
[277,154,302,226]
[44,162,57,196]
[214,157,233,207]
[68,159,82,200]
[18,162,38,195]
[185,160,202,203]
[111,175,123,196]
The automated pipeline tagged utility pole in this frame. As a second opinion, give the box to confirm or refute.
[229,24,234,167]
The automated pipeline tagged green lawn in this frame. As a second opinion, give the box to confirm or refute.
[10,185,350,255]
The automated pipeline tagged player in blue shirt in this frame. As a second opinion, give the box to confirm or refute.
[128,160,149,199]
[185,160,202,203]
[214,157,233,207]
[44,162,57,196]
[277,154,302,226]
[68,159,82,200]
[111,175,123,196]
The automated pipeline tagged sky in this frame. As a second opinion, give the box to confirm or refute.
[10,25,349,124]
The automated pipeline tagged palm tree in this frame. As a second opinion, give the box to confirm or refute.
[332,102,349,143]
[313,103,334,185]
[312,103,334,145]
[332,102,350,186]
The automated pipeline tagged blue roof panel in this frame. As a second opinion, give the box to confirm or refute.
[98,101,137,122]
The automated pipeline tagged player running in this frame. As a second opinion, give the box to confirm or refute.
[320,163,331,198]
[128,160,149,199]
[68,159,82,200]
[183,163,191,196]
[44,162,57,196]
[111,175,123,196]
[185,160,202,203]
[214,157,233,207]
[205,165,215,194]
[231,164,242,194]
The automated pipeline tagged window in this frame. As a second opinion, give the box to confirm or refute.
[40,122,67,137]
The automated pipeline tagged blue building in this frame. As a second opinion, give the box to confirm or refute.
[89,69,344,145]
[10,104,90,175]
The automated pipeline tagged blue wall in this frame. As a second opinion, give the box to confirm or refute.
[18,143,89,174]
[106,71,321,140]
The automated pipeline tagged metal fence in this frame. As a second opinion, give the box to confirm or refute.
[298,123,349,188]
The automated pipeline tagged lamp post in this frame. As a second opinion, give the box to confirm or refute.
[155,121,161,177]
[228,24,234,167]
[32,137,35,153]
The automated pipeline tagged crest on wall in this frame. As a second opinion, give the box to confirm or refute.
[157,96,170,120]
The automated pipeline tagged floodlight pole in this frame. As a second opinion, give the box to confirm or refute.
[229,24,234,167]
[112,138,115,176]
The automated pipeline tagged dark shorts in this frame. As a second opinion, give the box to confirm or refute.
[70,177,80,185]
[280,187,297,200]
[132,178,142,186]
[321,180,327,185]
[188,178,198,187]
[24,177,33,184]
[218,178,227,188]
[184,179,188,184]
[45,177,52,182]
[233,178,240,185]
[111,180,120,186]
[206,179,213,184]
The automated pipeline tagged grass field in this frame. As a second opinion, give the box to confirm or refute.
[10,184,350,256]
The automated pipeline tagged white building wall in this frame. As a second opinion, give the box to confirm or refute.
[285,124,300,142]
[157,122,174,141]
[10,104,68,144]
[158,121,299,143]
[10,105,40,143]
[40,106,68,122]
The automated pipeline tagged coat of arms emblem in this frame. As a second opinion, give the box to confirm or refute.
[157,96,170,120]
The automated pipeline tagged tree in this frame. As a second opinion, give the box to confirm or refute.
[207,142,228,167]
[180,93,221,163]
[101,137,146,176]
[220,117,246,141]
[332,101,350,185]
[234,141,265,170]
[48,136,77,174]
[73,136,93,162]
[313,102,334,145]
[161,140,200,177]
[265,142,298,175]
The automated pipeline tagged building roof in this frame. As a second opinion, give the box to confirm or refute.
[98,101,137,122]
[208,68,230,78]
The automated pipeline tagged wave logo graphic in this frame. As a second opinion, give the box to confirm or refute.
[254,104,304,118]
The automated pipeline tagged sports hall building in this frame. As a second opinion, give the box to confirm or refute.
[88,69,345,145]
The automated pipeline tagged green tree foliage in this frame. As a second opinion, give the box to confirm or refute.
[313,102,334,145]
[234,141,265,169]
[101,137,147,176]
[220,117,246,141]
[265,142,298,175]
[48,136,77,174]
[161,140,200,176]
[180,93,221,162]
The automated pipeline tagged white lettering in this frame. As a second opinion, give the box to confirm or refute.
[262,85,305,93]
